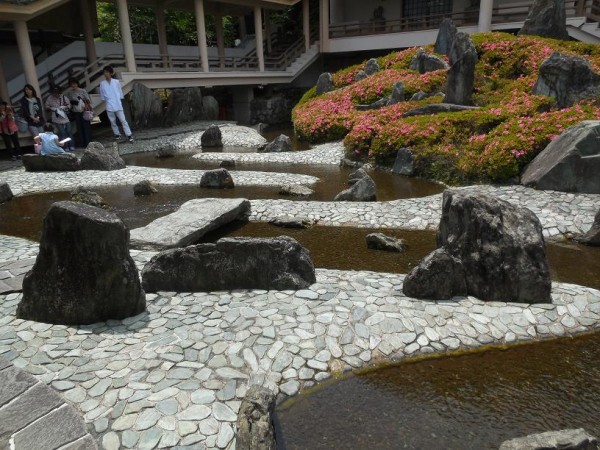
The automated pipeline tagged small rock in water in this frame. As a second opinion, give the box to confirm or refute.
[200,168,234,189]
[156,144,177,158]
[279,185,314,197]
[220,159,236,168]
[366,233,407,252]
[71,186,108,208]
[133,180,158,196]
[201,124,223,147]
[270,216,316,229]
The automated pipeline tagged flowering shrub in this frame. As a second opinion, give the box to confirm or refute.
[292,33,600,183]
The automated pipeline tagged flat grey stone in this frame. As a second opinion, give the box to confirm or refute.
[0,382,63,446]
[13,404,88,450]
[60,435,99,450]
[130,198,251,250]
[0,365,38,407]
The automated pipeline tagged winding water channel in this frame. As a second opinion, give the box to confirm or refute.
[1,136,599,449]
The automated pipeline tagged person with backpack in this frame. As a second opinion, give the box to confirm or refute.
[45,86,75,152]
[64,78,93,147]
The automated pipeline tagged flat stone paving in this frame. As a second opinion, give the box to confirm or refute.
[1,135,600,449]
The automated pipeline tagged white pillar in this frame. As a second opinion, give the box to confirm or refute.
[116,0,136,72]
[319,0,330,53]
[254,6,265,72]
[478,0,493,32]
[80,0,97,67]
[194,0,209,72]
[303,0,310,51]
[215,13,225,68]
[14,20,40,96]
[155,3,169,67]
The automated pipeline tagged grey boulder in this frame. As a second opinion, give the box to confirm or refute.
[201,95,219,120]
[521,121,600,194]
[270,216,316,229]
[354,70,368,82]
[392,148,415,176]
[156,144,176,158]
[334,174,377,201]
[279,184,314,197]
[533,53,600,108]
[434,18,457,56]
[129,82,162,128]
[409,48,449,73]
[364,58,380,76]
[259,134,292,153]
[17,201,145,325]
[141,236,316,292]
[403,248,467,300]
[575,209,600,246]
[201,124,223,147]
[22,153,80,172]
[130,198,250,250]
[70,186,107,208]
[518,0,569,40]
[438,190,551,303]
[200,168,234,189]
[0,182,13,203]
[316,72,334,95]
[80,142,126,171]
[403,103,479,117]
[445,32,478,105]
[133,180,158,196]
[236,386,276,450]
[163,87,203,127]
[366,233,407,252]
[348,168,368,185]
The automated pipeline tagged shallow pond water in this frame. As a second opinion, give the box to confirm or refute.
[1,193,599,291]
[275,331,600,450]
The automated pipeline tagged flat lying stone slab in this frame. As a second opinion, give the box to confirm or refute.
[130,198,251,250]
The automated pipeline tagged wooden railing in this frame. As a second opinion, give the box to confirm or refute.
[329,0,592,39]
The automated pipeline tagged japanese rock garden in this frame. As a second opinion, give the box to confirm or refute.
[2,15,600,450]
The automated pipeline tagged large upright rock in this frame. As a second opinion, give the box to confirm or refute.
[80,142,126,171]
[129,82,163,128]
[392,148,415,176]
[533,53,600,108]
[518,0,569,40]
[404,191,551,303]
[201,124,223,147]
[163,87,203,127]
[409,48,449,74]
[499,429,598,450]
[438,191,551,303]
[434,18,457,56]
[236,386,277,450]
[130,198,250,250]
[445,32,478,106]
[141,236,316,292]
[521,121,600,194]
[316,72,334,95]
[17,201,145,325]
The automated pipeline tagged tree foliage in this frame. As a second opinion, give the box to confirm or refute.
[96,2,239,47]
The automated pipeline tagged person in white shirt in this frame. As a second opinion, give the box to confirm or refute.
[99,66,134,143]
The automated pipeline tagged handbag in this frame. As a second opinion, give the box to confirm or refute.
[83,102,94,121]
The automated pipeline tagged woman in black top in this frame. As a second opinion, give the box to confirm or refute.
[19,84,45,138]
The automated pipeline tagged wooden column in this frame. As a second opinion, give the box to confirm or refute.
[478,0,493,33]
[254,6,265,71]
[194,0,209,72]
[116,0,136,72]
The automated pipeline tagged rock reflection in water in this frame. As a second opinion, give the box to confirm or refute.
[275,332,600,450]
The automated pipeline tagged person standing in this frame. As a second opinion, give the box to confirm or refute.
[0,102,22,160]
[99,66,134,143]
[45,86,75,152]
[19,84,45,138]
[64,78,93,148]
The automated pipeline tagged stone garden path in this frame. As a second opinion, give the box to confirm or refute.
[0,134,599,450]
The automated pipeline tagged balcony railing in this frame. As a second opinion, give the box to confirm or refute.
[329,0,591,39]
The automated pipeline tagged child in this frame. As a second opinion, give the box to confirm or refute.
[34,123,66,156]
[0,102,22,161]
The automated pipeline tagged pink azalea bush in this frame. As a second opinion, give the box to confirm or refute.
[292,32,600,183]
